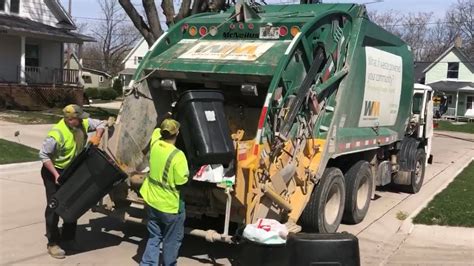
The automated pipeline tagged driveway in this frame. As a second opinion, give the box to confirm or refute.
[0,129,473,265]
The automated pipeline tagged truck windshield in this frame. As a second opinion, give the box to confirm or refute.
[412,93,423,114]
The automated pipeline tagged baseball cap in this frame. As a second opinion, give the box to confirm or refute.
[160,119,180,135]
[63,104,89,119]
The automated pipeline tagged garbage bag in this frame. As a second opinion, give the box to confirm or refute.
[243,218,289,244]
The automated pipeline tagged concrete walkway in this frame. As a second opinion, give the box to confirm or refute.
[388,225,474,265]
[88,100,122,110]
[0,122,473,265]
[0,120,52,149]
[338,131,474,265]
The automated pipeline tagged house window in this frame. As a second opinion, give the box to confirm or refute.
[447,95,453,105]
[447,62,459,79]
[99,76,104,83]
[135,56,143,65]
[10,0,19,13]
[467,96,474,110]
[82,75,92,84]
[25,44,39,67]
[0,0,5,11]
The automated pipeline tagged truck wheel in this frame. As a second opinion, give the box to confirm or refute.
[342,161,373,224]
[300,167,345,233]
[405,148,426,194]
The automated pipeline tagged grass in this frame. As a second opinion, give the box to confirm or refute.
[435,120,474,134]
[413,161,474,227]
[0,107,119,125]
[0,138,39,164]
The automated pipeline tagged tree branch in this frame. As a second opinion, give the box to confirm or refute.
[119,0,156,46]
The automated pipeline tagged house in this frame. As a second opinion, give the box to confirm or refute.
[418,40,474,118]
[118,38,148,90]
[82,68,112,89]
[65,53,112,89]
[0,0,94,110]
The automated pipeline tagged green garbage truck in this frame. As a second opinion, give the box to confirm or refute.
[95,1,433,241]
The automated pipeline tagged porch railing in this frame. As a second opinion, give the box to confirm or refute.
[17,66,80,85]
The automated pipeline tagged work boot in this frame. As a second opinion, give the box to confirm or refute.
[47,244,66,259]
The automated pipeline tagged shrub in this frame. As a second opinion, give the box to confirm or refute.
[99,88,118,100]
[85,87,99,99]
[112,79,123,95]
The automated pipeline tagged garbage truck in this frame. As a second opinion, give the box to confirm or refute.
[94,2,433,241]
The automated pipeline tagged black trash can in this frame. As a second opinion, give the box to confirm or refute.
[176,90,234,165]
[239,240,289,266]
[287,232,360,266]
[50,146,128,223]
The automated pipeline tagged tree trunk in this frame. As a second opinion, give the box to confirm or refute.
[161,0,176,26]
[142,0,163,39]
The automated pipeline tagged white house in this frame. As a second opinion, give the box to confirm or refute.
[65,53,112,89]
[419,41,474,118]
[0,0,94,110]
[118,38,149,90]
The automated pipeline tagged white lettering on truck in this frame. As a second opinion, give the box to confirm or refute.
[359,47,403,127]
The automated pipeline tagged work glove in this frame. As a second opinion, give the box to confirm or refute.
[88,135,101,146]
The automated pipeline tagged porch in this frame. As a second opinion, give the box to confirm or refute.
[429,80,474,121]
[19,66,80,85]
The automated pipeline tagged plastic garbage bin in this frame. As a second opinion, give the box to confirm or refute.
[287,232,360,266]
[239,240,289,266]
[49,146,128,223]
[177,90,234,165]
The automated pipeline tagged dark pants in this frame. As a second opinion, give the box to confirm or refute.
[41,166,77,246]
[140,206,185,266]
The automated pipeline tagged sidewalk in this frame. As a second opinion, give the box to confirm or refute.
[388,225,474,265]
[339,130,474,265]
[0,120,52,149]
[88,100,122,110]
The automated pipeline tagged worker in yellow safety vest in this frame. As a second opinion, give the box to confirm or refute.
[39,104,104,259]
[140,118,189,266]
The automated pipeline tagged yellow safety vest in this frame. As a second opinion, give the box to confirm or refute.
[47,118,89,169]
[140,128,189,214]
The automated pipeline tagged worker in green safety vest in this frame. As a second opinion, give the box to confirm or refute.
[140,118,189,266]
[39,104,105,259]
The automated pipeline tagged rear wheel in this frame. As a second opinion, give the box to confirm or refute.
[300,167,345,233]
[342,161,373,224]
[405,148,426,194]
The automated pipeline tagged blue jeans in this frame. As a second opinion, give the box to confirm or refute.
[140,206,185,266]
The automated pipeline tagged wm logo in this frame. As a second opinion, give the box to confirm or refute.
[364,101,380,116]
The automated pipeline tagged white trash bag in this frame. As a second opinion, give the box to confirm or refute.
[242,218,289,245]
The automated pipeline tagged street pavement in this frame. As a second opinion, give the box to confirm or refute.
[0,122,473,265]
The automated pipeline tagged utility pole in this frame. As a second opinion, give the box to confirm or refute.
[66,0,72,71]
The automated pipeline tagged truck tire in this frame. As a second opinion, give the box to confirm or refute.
[342,161,373,224]
[300,167,345,233]
[405,148,426,194]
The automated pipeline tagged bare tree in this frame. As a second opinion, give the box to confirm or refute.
[84,0,140,75]
[368,10,404,37]
[447,0,473,42]
[119,0,226,47]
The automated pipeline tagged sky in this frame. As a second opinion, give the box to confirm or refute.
[60,0,458,26]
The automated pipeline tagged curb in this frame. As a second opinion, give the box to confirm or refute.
[398,154,474,234]
[0,160,42,171]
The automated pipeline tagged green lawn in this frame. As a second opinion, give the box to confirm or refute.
[435,120,474,134]
[0,139,39,164]
[413,161,474,227]
[0,107,118,125]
